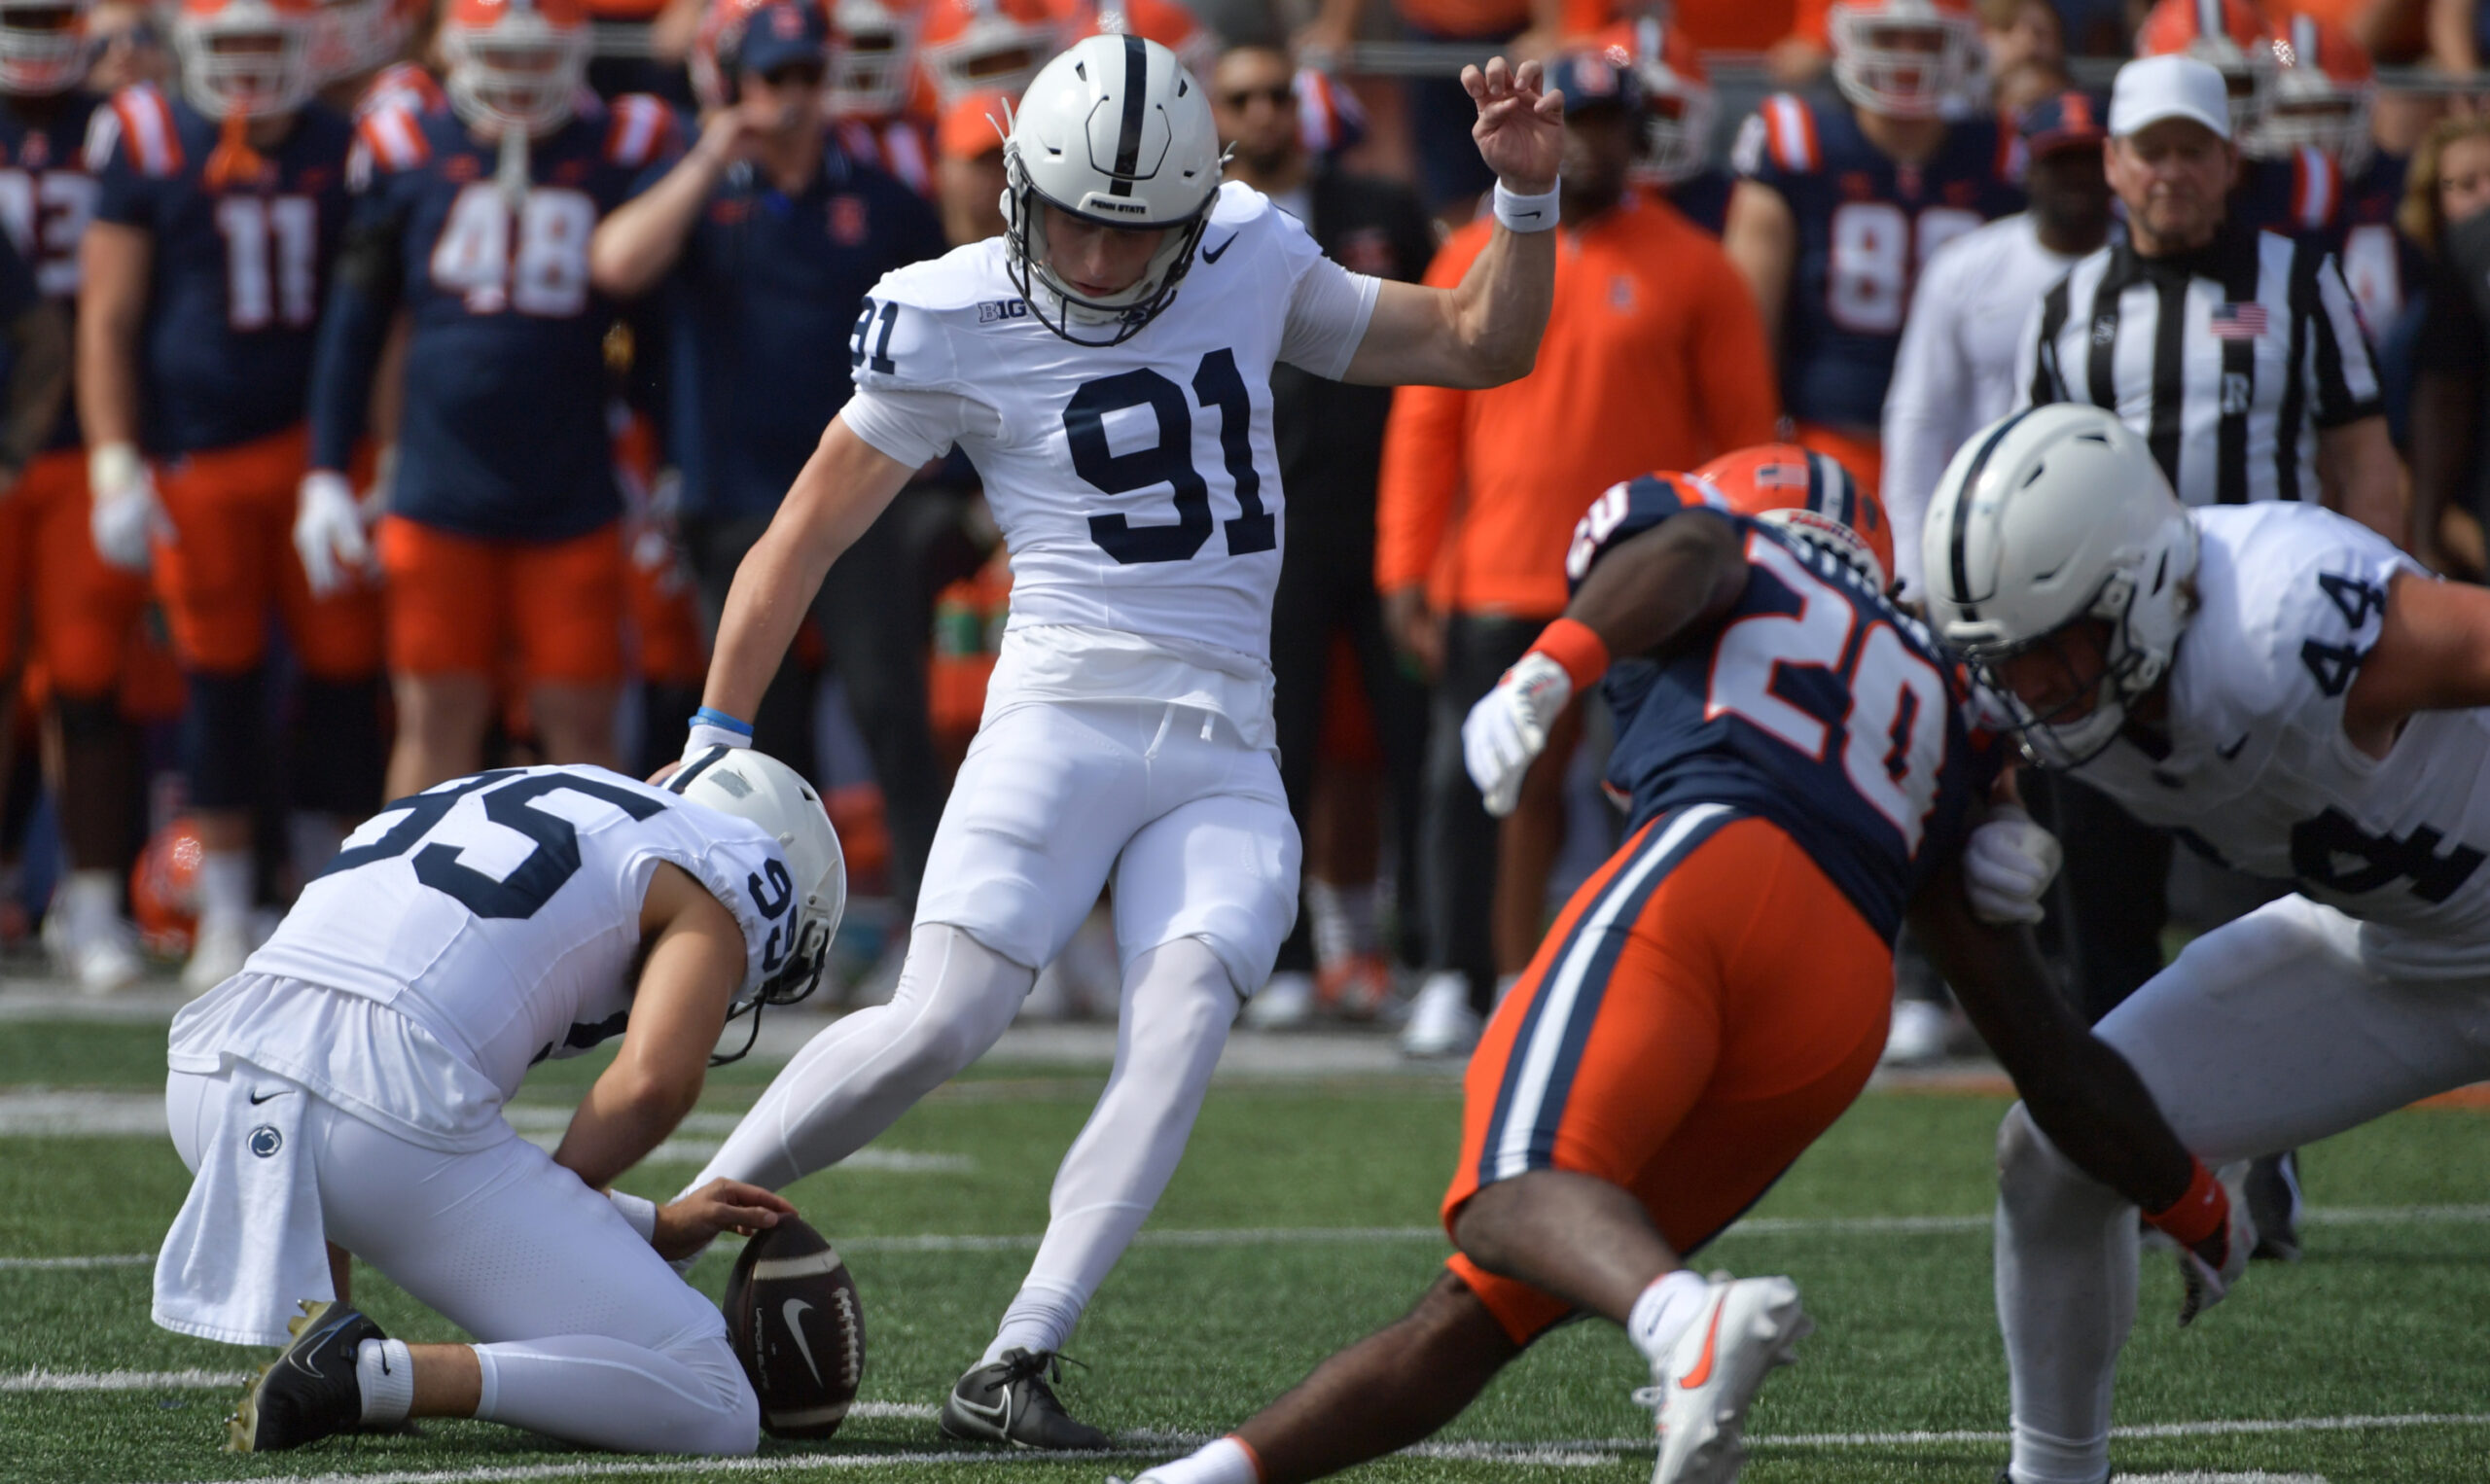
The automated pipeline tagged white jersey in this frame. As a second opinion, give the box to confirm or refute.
[1881,213,2080,595]
[2069,505,2490,978]
[168,765,792,1148]
[838,182,1380,740]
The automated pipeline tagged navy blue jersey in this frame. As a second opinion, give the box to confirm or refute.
[307,94,678,541]
[90,86,354,456]
[1658,166,1732,237]
[0,90,100,448]
[2231,147,2338,245]
[1566,473,2001,940]
[649,137,945,519]
[1731,93,2022,431]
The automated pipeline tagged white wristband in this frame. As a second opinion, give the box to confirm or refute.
[685,722,749,756]
[609,1188,659,1244]
[1493,180,1560,232]
[89,442,143,500]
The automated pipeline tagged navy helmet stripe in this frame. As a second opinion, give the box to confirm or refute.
[1945,407,2042,621]
[1108,35,1147,196]
[666,745,730,795]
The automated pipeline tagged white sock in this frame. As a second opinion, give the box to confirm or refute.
[59,870,121,937]
[1626,1269,1713,1366]
[197,851,253,925]
[983,1281,1084,1365]
[1142,1434,1262,1484]
[356,1337,414,1427]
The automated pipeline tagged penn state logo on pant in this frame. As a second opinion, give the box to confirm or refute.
[248,1125,282,1158]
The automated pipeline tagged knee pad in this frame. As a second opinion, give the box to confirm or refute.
[292,675,385,817]
[184,666,266,811]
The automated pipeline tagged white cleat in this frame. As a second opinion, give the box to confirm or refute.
[1637,1274,1812,1484]
[70,927,144,996]
[1400,972,1480,1058]
[1244,971,1316,1030]
[1879,998,1952,1067]
[182,916,253,997]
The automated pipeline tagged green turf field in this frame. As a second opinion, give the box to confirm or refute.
[6,1016,2490,1484]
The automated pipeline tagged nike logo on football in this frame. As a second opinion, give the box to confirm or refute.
[1679,1295,1728,1390]
[2218,732,2251,760]
[248,1090,289,1105]
[1200,233,1236,264]
[782,1298,825,1387]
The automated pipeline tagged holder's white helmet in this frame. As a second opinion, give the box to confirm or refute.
[1002,33,1222,346]
[666,747,845,1042]
[1920,405,2199,768]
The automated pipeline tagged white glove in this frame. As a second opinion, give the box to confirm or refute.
[87,442,167,573]
[1463,652,1572,818]
[2173,1162,2256,1326]
[1963,804,2063,926]
[293,469,374,598]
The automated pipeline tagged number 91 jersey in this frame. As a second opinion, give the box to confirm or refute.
[187,765,796,1145]
[837,182,1378,667]
[1572,475,2001,942]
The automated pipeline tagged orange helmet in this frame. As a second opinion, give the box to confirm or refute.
[2135,0,2275,139]
[0,0,91,97]
[915,0,1056,111]
[1692,443,1895,592]
[130,818,206,959]
[443,0,589,132]
[1826,0,1978,121]
[828,0,920,117]
[1592,17,1714,185]
[2259,13,2373,174]
[173,0,321,119]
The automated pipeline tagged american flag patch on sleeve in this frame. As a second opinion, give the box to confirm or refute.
[2210,302,2269,339]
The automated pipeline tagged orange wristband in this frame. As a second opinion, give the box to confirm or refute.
[1528,617,1612,692]
[2144,1159,2226,1250]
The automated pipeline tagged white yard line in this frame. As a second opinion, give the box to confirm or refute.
[0,1368,244,1391]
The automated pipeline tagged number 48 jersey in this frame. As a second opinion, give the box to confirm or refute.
[1570,475,2001,941]
[169,765,794,1149]
[838,182,1380,686]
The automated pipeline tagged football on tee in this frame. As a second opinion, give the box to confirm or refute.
[722,1216,865,1438]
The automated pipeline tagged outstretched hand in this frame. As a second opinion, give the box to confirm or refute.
[1464,55,1563,195]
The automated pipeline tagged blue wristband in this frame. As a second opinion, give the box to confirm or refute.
[688,706,753,740]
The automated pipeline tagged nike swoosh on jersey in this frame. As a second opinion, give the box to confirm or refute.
[782,1298,825,1387]
[1200,233,1236,263]
[248,1090,289,1105]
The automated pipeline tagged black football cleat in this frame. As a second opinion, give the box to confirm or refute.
[2246,1149,2303,1262]
[227,1300,384,1452]
[937,1348,1110,1450]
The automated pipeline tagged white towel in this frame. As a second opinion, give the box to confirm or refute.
[152,1071,332,1348]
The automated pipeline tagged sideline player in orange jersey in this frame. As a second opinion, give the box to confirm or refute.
[1130,446,2245,1484]
[80,0,387,993]
[1724,0,2021,496]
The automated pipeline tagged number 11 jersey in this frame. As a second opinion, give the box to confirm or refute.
[838,181,1380,725]
[1572,474,2001,942]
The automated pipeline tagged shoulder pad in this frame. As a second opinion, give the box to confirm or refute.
[604,94,678,169]
[354,103,432,175]
[2293,146,2340,232]
[104,85,182,177]
[1750,94,1819,176]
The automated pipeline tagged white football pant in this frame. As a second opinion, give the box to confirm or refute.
[167,1067,757,1455]
[1998,894,2490,1484]
[694,698,1298,1358]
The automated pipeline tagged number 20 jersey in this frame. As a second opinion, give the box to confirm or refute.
[1572,475,2000,941]
[838,182,1378,675]
[169,765,792,1149]
[2064,504,2490,980]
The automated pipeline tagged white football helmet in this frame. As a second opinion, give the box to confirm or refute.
[667,747,846,1035]
[1920,405,2199,768]
[1002,33,1223,346]
[1828,0,1979,121]
[174,0,319,121]
[0,0,91,97]
[829,0,919,117]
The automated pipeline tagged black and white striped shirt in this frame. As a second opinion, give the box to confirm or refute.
[2014,225,2382,507]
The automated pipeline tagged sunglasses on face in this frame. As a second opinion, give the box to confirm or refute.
[1221,84,1294,109]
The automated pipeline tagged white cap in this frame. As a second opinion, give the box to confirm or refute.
[2109,53,2231,142]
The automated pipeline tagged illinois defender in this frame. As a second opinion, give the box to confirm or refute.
[1133,448,2234,1484]
[2255,15,2409,349]
[79,0,386,993]
[1723,0,2022,494]
[0,0,154,993]
[304,0,679,798]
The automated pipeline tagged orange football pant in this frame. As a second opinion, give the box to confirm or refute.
[0,449,151,696]
[151,424,383,680]
[378,515,625,686]
[1441,805,1894,1344]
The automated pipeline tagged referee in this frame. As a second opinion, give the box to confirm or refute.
[2012,53,2403,1261]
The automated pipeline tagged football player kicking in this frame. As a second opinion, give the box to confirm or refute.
[1130,449,2235,1484]
[677,34,1560,1448]
[1924,406,2490,1484]
[152,753,841,1456]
